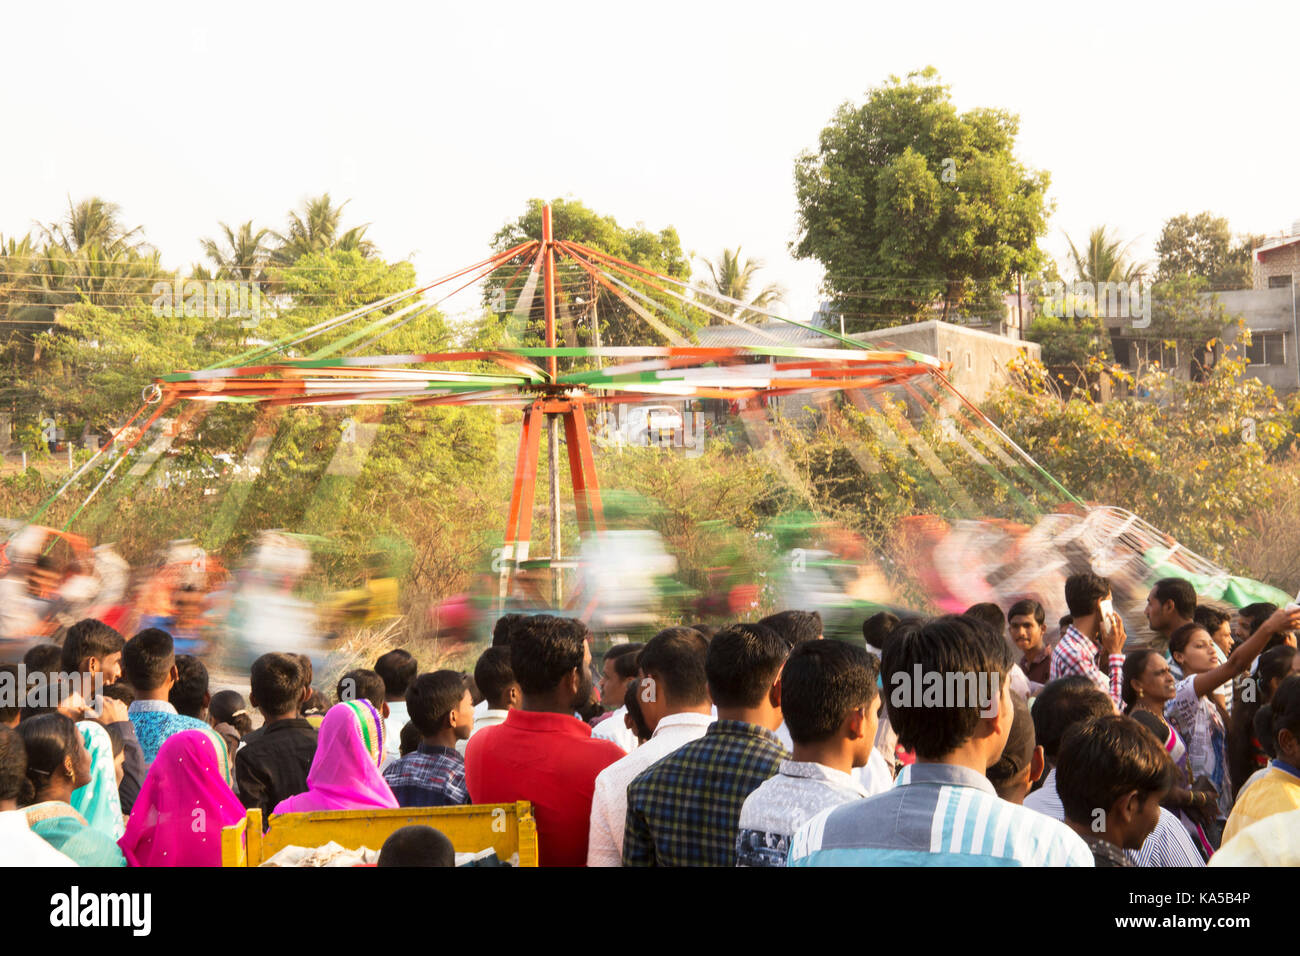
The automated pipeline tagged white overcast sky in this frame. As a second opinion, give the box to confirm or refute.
[4,0,1299,327]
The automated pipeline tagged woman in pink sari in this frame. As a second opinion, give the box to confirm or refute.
[118,726,244,866]
[273,698,397,814]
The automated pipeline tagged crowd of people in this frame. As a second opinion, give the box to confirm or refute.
[2,569,1299,867]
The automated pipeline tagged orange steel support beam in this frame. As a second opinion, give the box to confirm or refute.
[542,205,557,382]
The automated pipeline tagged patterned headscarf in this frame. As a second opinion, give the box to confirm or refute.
[118,726,244,867]
[272,699,396,814]
[72,720,125,839]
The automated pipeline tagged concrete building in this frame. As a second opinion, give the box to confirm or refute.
[1254,224,1300,290]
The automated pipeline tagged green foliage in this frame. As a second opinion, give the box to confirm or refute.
[1156,211,1257,290]
[1065,225,1144,284]
[1024,311,1110,371]
[792,67,1050,331]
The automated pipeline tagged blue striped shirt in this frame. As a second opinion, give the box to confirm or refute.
[788,763,1093,867]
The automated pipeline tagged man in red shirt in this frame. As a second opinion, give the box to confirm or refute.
[465,614,625,866]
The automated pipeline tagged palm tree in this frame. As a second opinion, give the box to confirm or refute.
[39,196,146,256]
[271,194,374,265]
[698,247,785,323]
[1066,226,1145,285]
[201,220,274,282]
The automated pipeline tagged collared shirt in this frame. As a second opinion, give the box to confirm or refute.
[1165,676,1230,819]
[383,742,469,807]
[1019,647,1052,686]
[458,708,509,755]
[1023,768,1203,867]
[623,720,788,867]
[234,717,319,821]
[1220,760,1300,845]
[465,709,624,867]
[1080,833,1132,867]
[1049,625,1123,708]
[737,759,872,867]
[587,711,713,867]
[382,700,408,769]
[592,705,638,754]
[127,699,210,766]
[788,762,1093,867]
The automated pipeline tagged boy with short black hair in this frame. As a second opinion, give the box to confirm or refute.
[592,643,644,753]
[1056,714,1174,866]
[236,653,318,820]
[758,609,823,647]
[985,692,1042,803]
[789,615,1092,866]
[375,649,418,767]
[168,654,210,720]
[59,618,124,688]
[337,668,388,716]
[123,628,209,765]
[460,645,519,754]
[737,640,878,866]
[383,670,474,807]
[1008,599,1050,689]
[378,825,455,867]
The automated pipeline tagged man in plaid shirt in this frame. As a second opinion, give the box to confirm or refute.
[1049,572,1127,709]
[623,622,790,866]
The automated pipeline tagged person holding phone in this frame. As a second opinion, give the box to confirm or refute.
[1050,572,1128,710]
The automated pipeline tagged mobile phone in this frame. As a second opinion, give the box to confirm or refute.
[1099,598,1114,634]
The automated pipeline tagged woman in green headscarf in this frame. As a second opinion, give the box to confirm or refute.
[18,714,127,867]
[71,721,124,839]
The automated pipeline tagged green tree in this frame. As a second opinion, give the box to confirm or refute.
[792,67,1050,332]
[201,220,274,283]
[271,194,376,266]
[488,197,694,350]
[697,247,785,323]
[1066,226,1144,285]
[1156,212,1258,290]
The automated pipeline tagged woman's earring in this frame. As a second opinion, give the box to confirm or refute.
[1138,687,1144,698]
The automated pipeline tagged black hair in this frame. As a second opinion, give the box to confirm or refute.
[862,611,901,652]
[1056,715,1174,825]
[473,646,517,709]
[375,649,418,701]
[337,669,387,711]
[399,721,420,756]
[604,643,644,681]
[0,724,26,803]
[1255,705,1277,758]
[683,623,716,641]
[780,640,878,745]
[1031,676,1113,759]
[210,689,253,736]
[1228,647,1298,799]
[1151,578,1197,619]
[0,664,19,726]
[250,653,304,717]
[1120,649,1163,714]
[1007,599,1046,628]
[509,615,587,695]
[60,618,125,674]
[293,654,314,693]
[406,671,469,737]
[1168,622,1205,656]
[121,628,175,692]
[987,692,1036,789]
[1064,572,1110,618]
[492,613,529,648]
[881,615,1012,760]
[21,644,62,674]
[101,682,135,706]
[623,679,653,743]
[1270,676,1300,751]
[377,825,455,867]
[757,610,823,648]
[1193,605,1231,636]
[15,713,78,806]
[1058,615,1073,630]
[705,622,789,710]
[169,655,209,718]
[964,603,1006,636]
[302,690,329,718]
[637,626,710,707]
[103,722,124,758]
[1238,603,1277,636]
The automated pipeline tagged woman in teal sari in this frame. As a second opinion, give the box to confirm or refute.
[18,714,127,867]
[71,720,124,839]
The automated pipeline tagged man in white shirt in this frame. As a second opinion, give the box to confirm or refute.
[737,640,879,866]
[459,645,520,755]
[591,642,644,754]
[587,627,712,866]
[375,649,418,770]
